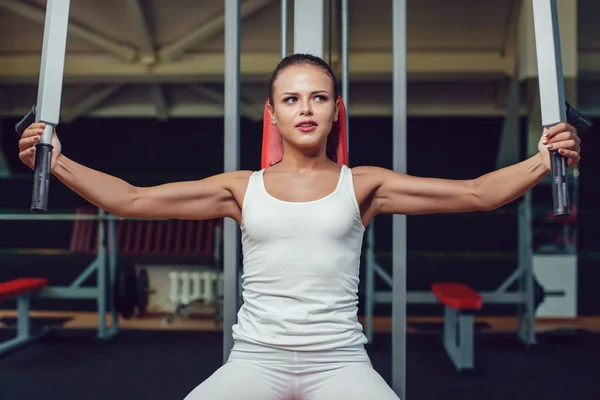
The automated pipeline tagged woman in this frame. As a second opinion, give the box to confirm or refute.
[18,54,581,400]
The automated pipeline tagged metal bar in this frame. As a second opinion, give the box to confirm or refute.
[96,209,107,338]
[374,262,393,288]
[364,223,375,343]
[38,287,100,299]
[107,215,120,332]
[520,192,537,345]
[392,0,407,397]
[459,314,475,369]
[69,259,99,288]
[531,0,569,216]
[16,294,30,339]
[0,119,11,178]
[494,264,524,294]
[495,62,521,170]
[29,0,70,212]
[281,0,287,58]
[223,0,241,364]
[293,0,324,58]
[341,0,350,155]
[375,291,528,304]
[0,213,163,221]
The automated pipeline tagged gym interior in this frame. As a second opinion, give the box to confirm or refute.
[0,0,599,399]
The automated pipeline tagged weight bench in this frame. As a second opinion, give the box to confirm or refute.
[0,278,51,357]
[431,282,483,372]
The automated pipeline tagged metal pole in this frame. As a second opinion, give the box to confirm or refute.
[392,0,407,398]
[0,118,12,178]
[96,209,107,338]
[531,0,569,216]
[341,0,350,158]
[364,222,375,343]
[281,0,287,58]
[223,0,241,364]
[31,0,71,212]
[294,0,324,58]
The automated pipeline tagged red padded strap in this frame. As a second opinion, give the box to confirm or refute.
[0,278,49,301]
[261,96,348,169]
[431,283,483,310]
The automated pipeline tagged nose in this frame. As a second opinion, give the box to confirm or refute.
[299,99,313,116]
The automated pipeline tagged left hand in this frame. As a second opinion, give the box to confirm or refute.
[538,122,581,169]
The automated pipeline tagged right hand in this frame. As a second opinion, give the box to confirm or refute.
[18,123,62,172]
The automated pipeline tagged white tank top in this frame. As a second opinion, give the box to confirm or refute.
[231,165,367,351]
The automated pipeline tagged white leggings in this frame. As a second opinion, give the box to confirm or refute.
[184,341,401,400]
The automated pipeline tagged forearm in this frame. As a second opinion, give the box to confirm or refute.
[474,153,549,210]
[52,154,137,216]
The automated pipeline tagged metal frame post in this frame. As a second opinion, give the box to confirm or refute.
[341,0,350,157]
[392,0,408,398]
[223,0,241,364]
[31,0,70,212]
[293,0,324,58]
[281,0,287,58]
[531,0,569,216]
[0,119,12,178]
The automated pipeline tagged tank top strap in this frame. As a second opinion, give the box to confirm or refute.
[241,169,266,210]
[340,165,361,213]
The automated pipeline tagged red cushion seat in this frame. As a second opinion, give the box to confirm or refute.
[0,278,49,301]
[431,283,483,310]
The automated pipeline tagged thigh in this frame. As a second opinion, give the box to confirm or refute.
[183,360,291,400]
[301,364,401,400]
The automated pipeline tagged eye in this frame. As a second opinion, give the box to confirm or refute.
[314,95,328,102]
[283,96,297,104]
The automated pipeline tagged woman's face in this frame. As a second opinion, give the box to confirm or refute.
[268,64,339,157]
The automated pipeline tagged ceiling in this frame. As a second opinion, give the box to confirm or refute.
[0,0,598,122]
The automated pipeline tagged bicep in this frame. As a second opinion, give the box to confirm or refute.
[123,173,241,220]
[373,169,483,215]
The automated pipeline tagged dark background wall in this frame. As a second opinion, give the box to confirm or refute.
[0,115,598,316]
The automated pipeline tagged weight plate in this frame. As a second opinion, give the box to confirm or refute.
[136,268,149,316]
[115,264,137,319]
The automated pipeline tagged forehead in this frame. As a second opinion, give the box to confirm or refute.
[273,64,333,94]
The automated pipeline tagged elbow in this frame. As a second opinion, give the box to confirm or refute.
[107,187,141,219]
[469,179,497,212]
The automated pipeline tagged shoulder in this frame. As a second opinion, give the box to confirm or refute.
[350,165,394,182]
[219,169,255,190]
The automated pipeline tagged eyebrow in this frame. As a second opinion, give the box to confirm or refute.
[280,90,331,97]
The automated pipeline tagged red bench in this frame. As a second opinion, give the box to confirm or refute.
[431,283,483,371]
[0,278,51,357]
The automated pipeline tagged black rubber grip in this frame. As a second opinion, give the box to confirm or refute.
[15,105,37,137]
[31,143,53,213]
[550,149,570,216]
[566,102,593,134]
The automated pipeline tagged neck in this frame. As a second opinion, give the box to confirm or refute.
[278,145,332,172]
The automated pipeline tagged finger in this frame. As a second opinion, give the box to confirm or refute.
[18,147,35,166]
[546,122,575,138]
[18,135,40,151]
[545,139,577,152]
[544,131,574,144]
[21,126,45,139]
[557,148,580,164]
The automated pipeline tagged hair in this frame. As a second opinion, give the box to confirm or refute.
[267,54,340,163]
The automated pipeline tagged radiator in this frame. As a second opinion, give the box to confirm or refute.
[168,270,223,305]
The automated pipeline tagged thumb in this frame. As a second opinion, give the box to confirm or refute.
[542,127,550,136]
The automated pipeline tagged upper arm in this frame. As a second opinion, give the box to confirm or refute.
[121,170,252,221]
[358,166,484,216]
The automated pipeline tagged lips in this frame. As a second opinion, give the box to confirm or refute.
[295,120,318,128]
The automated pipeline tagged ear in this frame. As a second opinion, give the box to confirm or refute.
[267,100,277,125]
